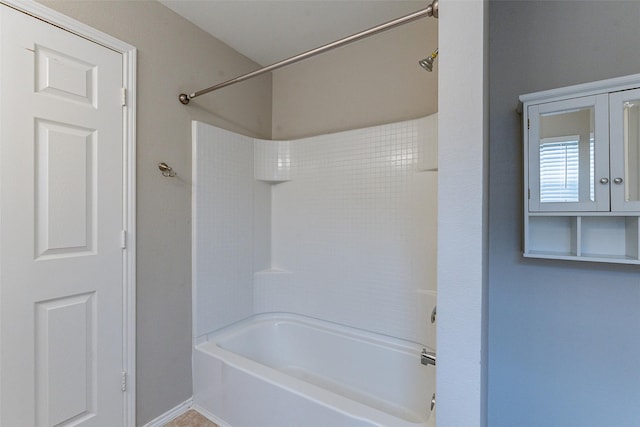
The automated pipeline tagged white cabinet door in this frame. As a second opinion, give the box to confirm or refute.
[609,88,640,212]
[0,5,125,426]
[528,94,610,212]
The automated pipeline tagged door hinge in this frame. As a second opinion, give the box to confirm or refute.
[528,188,531,199]
[527,118,530,130]
[121,88,127,107]
[120,230,127,249]
[121,371,127,392]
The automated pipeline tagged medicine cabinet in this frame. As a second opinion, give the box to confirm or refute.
[521,74,640,264]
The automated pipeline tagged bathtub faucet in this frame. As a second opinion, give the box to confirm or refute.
[421,348,436,366]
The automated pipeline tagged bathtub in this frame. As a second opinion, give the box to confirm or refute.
[193,313,436,427]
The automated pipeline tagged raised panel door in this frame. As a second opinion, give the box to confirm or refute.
[0,6,125,426]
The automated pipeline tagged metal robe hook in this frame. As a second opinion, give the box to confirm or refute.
[158,162,177,177]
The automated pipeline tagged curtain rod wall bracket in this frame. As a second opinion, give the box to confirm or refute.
[178,0,438,105]
[427,0,438,18]
[179,93,192,105]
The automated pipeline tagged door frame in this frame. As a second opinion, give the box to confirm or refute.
[0,1,137,426]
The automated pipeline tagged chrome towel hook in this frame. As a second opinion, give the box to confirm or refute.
[158,162,176,177]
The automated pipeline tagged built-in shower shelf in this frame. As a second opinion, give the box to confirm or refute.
[255,178,291,184]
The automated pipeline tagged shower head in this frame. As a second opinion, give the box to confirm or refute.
[419,48,439,72]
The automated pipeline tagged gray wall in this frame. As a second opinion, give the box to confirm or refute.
[489,2,640,426]
[38,1,272,425]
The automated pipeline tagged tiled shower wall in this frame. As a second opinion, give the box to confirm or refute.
[193,116,437,345]
[192,123,255,340]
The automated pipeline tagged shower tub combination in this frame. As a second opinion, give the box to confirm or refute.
[193,313,436,427]
[186,1,441,422]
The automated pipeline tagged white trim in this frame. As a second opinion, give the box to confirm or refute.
[520,72,640,105]
[191,404,231,427]
[437,0,488,426]
[0,1,138,426]
[191,120,199,347]
[122,47,138,427]
[1,0,134,53]
[141,398,194,427]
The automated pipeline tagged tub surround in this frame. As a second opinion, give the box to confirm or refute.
[192,123,256,336]
[192,115,438,346]
[192,116,437,426]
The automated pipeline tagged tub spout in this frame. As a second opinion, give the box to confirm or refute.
[421,348,436,366]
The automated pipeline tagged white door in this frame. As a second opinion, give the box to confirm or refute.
[0,5,126,426]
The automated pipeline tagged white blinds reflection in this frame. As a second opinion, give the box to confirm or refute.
[539,137,595,203]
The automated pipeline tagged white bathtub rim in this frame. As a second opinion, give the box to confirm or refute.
[196,311,434,353]
[194,312,435,427]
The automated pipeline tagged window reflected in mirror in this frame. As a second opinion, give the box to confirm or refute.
[539,107,595,204]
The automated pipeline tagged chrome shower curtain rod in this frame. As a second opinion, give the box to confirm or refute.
[178,0,438,104]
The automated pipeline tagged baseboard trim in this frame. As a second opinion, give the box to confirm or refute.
[141,398,193,427]
[191,404,230,427]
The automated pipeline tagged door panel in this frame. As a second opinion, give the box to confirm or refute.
[1,5,125,426]
[35,119,97,258]
[35,292,97,426]
[35,45,98,106]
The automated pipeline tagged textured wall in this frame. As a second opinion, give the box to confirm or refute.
[37,1,272,425]
[489,2,640,426]
[436,1,489,426]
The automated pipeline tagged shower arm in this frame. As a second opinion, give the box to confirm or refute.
[178,0,438,105]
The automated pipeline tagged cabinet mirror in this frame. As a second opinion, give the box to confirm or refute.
[528,94,608,212]
[538,107,594,204]
[622,99,640,203]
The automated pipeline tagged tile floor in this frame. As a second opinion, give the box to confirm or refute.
[163,409,218,427]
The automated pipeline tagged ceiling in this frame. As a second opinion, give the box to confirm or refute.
[159,0,429,66]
